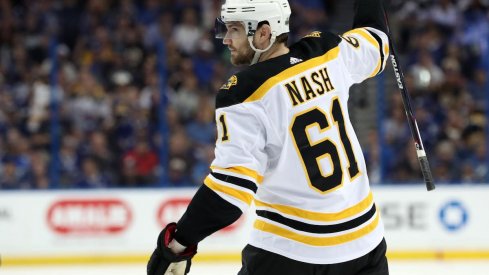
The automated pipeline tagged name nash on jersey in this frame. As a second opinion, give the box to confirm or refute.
[284,66,335,107]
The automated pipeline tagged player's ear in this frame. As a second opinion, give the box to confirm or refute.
[257,23,271,41]
[254,23,272,48]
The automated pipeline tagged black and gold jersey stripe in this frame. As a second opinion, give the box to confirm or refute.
[204,166,263,208]
[256,204,376,234]
[210,172,258,193]
[204,175,255,206]
[343,27,388,78]
[254,212,380,246]
[210,165,264,184]
[365,29,386,76]
[255,191,374,222]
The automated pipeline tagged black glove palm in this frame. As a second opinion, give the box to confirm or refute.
[147,223,197,275]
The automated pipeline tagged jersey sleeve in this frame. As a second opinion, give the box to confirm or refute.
[174,184,242,246]
[340,0,389,84]
[205,101,267,213]
[339,27,389,84]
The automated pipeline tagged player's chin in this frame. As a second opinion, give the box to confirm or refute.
[230,54,252,66]
[230,56,246,66]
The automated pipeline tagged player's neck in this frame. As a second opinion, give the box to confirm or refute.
[259,43,289,62]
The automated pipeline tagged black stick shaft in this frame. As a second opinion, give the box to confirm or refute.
[384,8,435,191]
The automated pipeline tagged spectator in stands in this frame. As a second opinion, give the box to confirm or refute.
[82,131,117,183]
[138,0,163,26]
[192,36,216,88]
[144,11,174,50]
[67,68,111,133]
[3,129,31,180]
[172,7,203,55]
[29,150,49,189]
[468,68,487,105]
[185,96,215,147]
[433,140,461,183]
[170,73,200,122]
[59,133,81,188]
[191,144,214,186]
[121,135,159,187]
[167,157,191,186]
[75,157,111,188]
[0,158,31,189]
[461,125,487,181]
[409,50,445,91]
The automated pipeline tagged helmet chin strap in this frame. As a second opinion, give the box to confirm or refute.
[248,34,277,65]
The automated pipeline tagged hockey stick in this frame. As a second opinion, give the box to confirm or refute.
[383,8,435,191]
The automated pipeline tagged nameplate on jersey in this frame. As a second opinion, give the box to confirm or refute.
[284,66,336,107]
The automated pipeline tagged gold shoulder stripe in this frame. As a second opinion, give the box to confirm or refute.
[384,43,390,56]
[255,191,373,222]
[344,28,382,78]
[253,212,380,246]
[210,166,264,184]
[244,47,340,103]
[204,176,254,205]
[344,28,380,50]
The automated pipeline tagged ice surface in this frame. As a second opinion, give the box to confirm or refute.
[1,261,489,275]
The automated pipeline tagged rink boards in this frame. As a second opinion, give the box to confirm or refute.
[1,185,488,265]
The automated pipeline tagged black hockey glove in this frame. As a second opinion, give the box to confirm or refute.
[147,223,198,275]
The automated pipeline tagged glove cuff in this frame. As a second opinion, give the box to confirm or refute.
[159,223,197,261]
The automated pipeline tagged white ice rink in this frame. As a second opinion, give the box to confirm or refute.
[2,261,489,275]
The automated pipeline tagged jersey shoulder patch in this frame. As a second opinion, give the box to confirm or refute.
[220,75,238,90]
[303,31,322,38]
[216,71,254,109]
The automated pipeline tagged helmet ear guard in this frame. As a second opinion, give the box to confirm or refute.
[248,34,277,65]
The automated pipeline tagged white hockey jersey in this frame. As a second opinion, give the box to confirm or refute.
[204,27,389,264]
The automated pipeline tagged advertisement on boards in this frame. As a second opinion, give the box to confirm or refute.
[374,186,488,251]
[0,185,488,263]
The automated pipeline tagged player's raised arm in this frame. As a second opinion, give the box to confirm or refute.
[339,0,390,84]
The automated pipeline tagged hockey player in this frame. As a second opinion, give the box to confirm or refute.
[148,0,390,274]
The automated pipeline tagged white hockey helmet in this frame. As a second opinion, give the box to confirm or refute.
[215,0,291,39]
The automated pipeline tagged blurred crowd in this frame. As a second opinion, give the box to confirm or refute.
[0,0,487,189]
[0,0,332,189]
[368,0,488,184]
